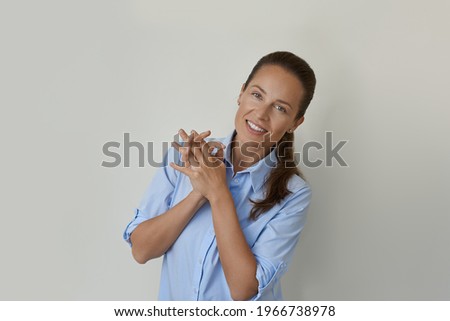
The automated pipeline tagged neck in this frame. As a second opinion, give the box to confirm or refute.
[230,139,271,173]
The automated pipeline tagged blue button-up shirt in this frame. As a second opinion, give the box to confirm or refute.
[123,131,311,300]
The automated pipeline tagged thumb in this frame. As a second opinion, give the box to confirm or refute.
[170,162,191,176]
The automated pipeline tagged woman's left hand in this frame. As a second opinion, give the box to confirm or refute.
[170,130,228,201]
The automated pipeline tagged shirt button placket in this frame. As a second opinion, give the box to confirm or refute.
[193,227,215,300]
[193,257,204,300]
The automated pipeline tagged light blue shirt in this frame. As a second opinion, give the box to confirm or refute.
[123,131,311,300]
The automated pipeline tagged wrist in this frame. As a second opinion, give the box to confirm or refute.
[188,191,207,206]
[207,186,231,204]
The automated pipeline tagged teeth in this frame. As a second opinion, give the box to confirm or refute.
[247,120,267,132]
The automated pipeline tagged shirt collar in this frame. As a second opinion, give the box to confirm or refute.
[221,130,278,192]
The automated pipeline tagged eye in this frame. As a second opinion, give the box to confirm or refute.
[251,92,263,100]
[274,104,287,113]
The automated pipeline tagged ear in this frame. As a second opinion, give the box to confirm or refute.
[291,116,305,131]
[237,83,245,104]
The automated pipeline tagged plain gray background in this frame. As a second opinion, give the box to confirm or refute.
[1,0,449,300]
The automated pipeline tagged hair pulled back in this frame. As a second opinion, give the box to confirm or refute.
[244,51,316,220]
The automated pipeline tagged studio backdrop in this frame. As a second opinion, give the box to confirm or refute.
[0,0,449,300]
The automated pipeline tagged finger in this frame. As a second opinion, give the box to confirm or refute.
[193,130,211,142]
[181,145,189,163]
[191,130,201,143]
[206,141,224,151]
[206,141,225,159]
[178,129,190,142]
[179,129,194,162]
[216,143,226,159]
[215,150,224,161]
[172,141,194,164]
[171,141,185,161]
[201,140,212,158]
[191,131,209,163]
[184,157,191,168]
[188,154,199,167]
[200,140,222,167]
[177,130,193,160]
[176,135,191,162]
[191,139,205,161]
[207,145,221,157]
[186,131,195,162]
[171,141,182,152]
[170,162,191,176]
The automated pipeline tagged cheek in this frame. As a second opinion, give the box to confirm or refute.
[234,106,245,127]
[235,104,249,120]
[271,119,290,134]
[235,105,243,117]
[240,95,257,109]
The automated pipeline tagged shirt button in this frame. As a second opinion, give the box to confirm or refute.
[233,178,239,183]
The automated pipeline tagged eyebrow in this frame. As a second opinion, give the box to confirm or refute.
[250,85,293,109]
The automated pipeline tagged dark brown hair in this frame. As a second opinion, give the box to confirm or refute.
[245,51,316,220]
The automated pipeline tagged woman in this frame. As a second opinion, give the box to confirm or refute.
[123,51,316,300]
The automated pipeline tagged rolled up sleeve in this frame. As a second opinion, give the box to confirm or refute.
[123,146,180,247]
[250,185,312,300]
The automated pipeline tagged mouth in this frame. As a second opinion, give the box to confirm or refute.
[246,120,268,134]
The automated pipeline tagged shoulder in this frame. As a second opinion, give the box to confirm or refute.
[287,174,311,195]
[281,174,312,211]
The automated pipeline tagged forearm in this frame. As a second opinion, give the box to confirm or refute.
[209,190,258,301]
[130,192,206,264]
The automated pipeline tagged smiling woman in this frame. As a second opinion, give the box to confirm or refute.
[236,65,304,147]
[123,51,316,301]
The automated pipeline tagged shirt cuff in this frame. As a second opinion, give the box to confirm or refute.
[251,260,288,301]
[123,208,149,247]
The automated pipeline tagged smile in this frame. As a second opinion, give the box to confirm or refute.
[246,120,268,133]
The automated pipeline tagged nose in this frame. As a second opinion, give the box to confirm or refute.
[254,104,271,121]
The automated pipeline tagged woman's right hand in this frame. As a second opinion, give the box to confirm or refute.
[171,129,225,168]
[171,129,226,202]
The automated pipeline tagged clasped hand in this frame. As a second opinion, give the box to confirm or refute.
[170,129,227,201]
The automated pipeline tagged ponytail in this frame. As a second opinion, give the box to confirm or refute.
[249,132,303,220]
